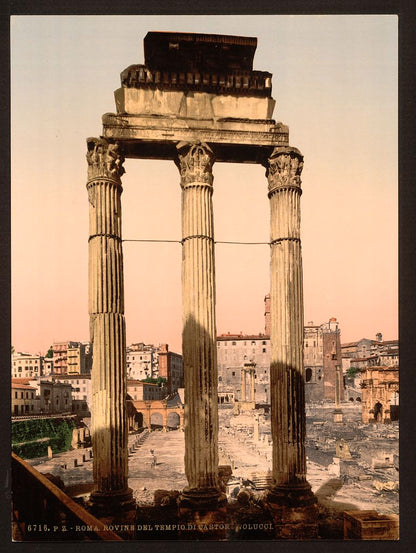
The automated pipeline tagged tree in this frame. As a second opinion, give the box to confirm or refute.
[347,366,360,379]
[45,347,53,358]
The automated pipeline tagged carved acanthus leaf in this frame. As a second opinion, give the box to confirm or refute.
[86,137,125,181]
[176,142,214,186]
[266,146,304,191]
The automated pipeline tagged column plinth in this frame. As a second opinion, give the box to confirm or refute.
[86,137,134,515]
[264,146,317,538]
[175,142,226,515]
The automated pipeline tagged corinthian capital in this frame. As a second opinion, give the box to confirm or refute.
[265,146,304,192]
[86,137,125,181]
[175,142,215,187]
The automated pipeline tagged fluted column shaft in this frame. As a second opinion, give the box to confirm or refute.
[86,138,131,506]
[250,369,255,402]
[175,142,221,496]
[266,146,308,488]
[241,369,247,401]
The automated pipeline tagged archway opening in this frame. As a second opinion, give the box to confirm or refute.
[167,411,180,430]
[374,401,383,422]
[150,411,164,430]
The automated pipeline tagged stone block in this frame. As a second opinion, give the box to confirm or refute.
[343,510,399,540]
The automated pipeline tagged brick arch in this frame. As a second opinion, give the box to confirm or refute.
[133,399,184,431]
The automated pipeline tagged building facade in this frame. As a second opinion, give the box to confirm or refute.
[217,313,343,404]
[11,353,43,379]
[127,380,167,401]
[217,333,271,404]
[360,366,399,423]
[158,343,184,393]
[126,343,158,380]
[55,374,92,417]
[52,341,80,375]
[38,381,73,414]
[11,382,37,416]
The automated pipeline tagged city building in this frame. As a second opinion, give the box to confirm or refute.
[360,365,399,423]
[52,341,80,375]
[66,343,91,375]
[55,374,92,417]
[11,381,37,416]
[158,344,184,393]
[11,353,43,379]
[126,343,158,380]
[341,335,399,360]
[217,332,271,404]
[42,357,54,375]
[37,380,73,414]
[127,379,167,401]
[217,295,343,404]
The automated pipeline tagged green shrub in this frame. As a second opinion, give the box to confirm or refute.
[12,418,77,459]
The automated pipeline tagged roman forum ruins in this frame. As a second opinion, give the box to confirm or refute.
[86,31,317,534]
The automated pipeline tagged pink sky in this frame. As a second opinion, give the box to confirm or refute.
[11,15,398,355]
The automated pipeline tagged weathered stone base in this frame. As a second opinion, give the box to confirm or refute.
[265,484,318,539]
[178,488,227,539]
[343,510,399,540]
[88,487,135,517]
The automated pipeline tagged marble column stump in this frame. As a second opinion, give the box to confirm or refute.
[86,137,134,516]
[264,146,318,539]
[175,142,226,533]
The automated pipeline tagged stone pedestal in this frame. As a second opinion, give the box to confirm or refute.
[86,137,134,515]
[343,510,399,540]
[175,142,225,512]
[265,146,317,537]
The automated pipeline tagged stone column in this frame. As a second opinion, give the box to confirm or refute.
[86,137,133,513]
[241,369,247,402]
[334,365,343,422]
[265,146,317,538]
[250,369,255,403]
[175,142,226,513]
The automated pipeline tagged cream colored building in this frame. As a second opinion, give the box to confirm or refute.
[11,353,43,379]
[11,382,37,416]
[127,380,167,401]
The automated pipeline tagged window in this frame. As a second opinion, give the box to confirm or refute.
[21,392,24,399]
[262,348,266,353]
[262,341,266,345]
[217,342,220,347]
[14,391,17,398]
[232,372,235,377]
[219,376,222,382]
[232,341,236,346]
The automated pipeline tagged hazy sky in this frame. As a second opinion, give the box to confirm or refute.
[11,15,398,355]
